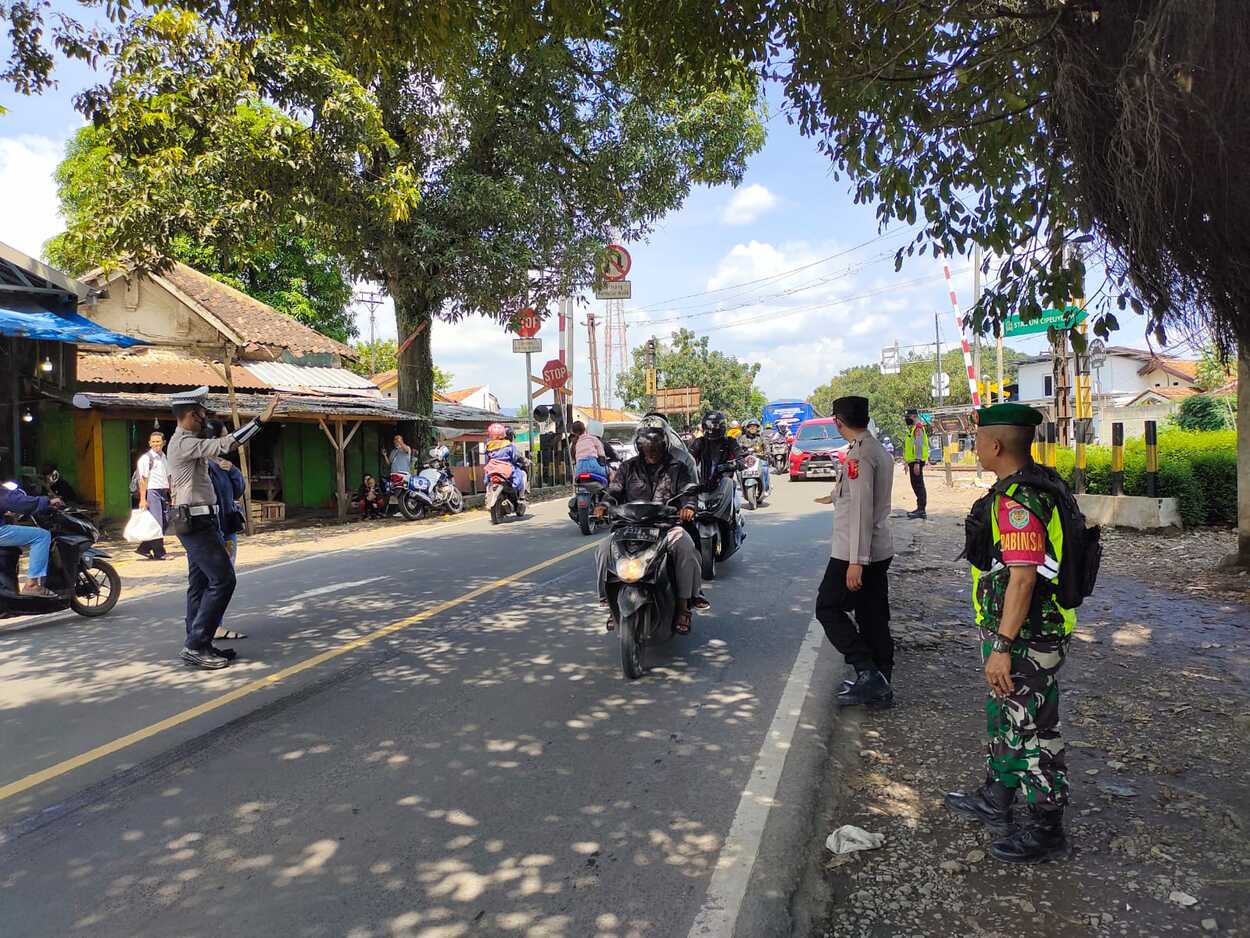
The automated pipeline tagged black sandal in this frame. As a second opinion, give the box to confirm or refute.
[675,610,692,635]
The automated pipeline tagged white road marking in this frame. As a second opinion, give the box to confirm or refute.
[687,617,825,938]
[269,577,386,615]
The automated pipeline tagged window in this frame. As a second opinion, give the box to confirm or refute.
[1043,375,1053,397]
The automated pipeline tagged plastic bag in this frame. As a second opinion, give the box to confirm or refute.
[825,825,885,855]
[123,508,163,543]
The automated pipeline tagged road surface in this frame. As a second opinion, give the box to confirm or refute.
[1,478,850,938]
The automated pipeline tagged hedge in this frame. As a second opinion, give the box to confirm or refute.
[1052,429,1237,526]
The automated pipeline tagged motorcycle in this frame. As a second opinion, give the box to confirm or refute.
[397,447,465,520]
[740,454,764,510]
[601,486,700,680]
[769,439,790,473]
[569,459,618,536]
[485,458,528,525]
[0,494,120,620]
[694,459,747,581]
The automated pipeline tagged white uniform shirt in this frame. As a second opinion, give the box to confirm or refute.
[830,432,894,564]
[137,450,171,490]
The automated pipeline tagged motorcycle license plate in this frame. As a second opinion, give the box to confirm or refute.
[618,525,660,542]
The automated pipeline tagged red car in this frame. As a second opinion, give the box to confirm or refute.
[788,418,850,481]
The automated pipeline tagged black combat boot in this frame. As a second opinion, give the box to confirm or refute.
[836,670,893,709]
[990,806,1070,863]
[944,781,1016,835]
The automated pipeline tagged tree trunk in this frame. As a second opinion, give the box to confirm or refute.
[390,277,435,454]
[1237,346,1249,566]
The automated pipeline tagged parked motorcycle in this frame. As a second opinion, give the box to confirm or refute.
[740,454,764,510]
[0,492,120,620]
[569,459,618,535]
[694,460,747,580]
[397,446,465,520]
[485,458,528,525]
[601,486,699,680]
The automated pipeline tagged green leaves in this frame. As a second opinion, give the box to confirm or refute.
[618,328,765,423]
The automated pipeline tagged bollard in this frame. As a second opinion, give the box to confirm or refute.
[1044,421,1057,468]
[1031,429,1042,464]
[1111,422,1124,496]
[943,432,954,487]
[1073,419,1087,495]
[1145,420,1158,497]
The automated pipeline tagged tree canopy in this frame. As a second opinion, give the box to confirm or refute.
[618,328,766,428]
[347,339,452,394]
[45,108,359,344]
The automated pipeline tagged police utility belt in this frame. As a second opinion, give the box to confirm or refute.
[171,504,216,535]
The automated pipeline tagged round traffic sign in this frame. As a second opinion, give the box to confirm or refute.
[542,358,569,389]
[602,243,631,282]
[1089,338,1108,369]
[516,308,541,338]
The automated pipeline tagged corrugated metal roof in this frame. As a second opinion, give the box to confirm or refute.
[72,390,422,422]
[243,361,379,392]
[78,349,270,388]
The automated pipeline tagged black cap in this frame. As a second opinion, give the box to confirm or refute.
[830,395,869,427]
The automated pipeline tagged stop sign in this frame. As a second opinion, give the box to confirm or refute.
[516,308,541,338]
[542,358,569,389]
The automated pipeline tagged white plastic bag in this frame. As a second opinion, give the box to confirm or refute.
[124,508,163,543]
[825,825,886,855]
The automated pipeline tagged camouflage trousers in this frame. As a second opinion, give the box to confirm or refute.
[980,631,1070,808]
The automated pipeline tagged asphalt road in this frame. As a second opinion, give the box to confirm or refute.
[0,477,847,938]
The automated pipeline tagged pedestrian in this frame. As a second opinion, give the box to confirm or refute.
[386,433,413,478]
[166,388,278,670]
[813,395,895,708]
[902,410,929,519]
[945,402,1073,863]
[356,474,387,519]
[135,430,171,559]
[0,483,64,597]
[205,419,248,648]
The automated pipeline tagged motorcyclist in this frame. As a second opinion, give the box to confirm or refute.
[689,411,745,486]
[594,425,708,634]
[727,419,742,440]
[739,418,770,500]
[484,422,527,495]
[0,482,64,598]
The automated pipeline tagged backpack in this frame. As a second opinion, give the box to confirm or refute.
[961,463,1102,609]
[129,467,141,496]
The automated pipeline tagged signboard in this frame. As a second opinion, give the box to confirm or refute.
[645,368,657,395]
[930,372,951,398]
[512,337,542,354]
[515,308,541,338]
[653,386,701,413]
[601,243,631,282]
[1089,338,1108,369]
[1003,305,1088,338]
[879,344,900,375]
[594,280,632,300]
[542,358,569,389]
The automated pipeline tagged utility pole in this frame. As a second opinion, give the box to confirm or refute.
[353,290,386,374]
[586,312,602,420]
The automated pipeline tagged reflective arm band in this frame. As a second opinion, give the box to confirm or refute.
[231,418,263,447]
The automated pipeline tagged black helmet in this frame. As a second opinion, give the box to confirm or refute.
[701,411,727,440]
[635,425,669,460]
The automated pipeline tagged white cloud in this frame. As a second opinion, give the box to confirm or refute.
[0,135,64,258]
[721,183,778,225]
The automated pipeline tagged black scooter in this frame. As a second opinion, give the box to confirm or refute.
[0,506,121,620]
[694,460,747,581]
[602,486,698,680]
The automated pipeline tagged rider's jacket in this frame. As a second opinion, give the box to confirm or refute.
[605,455,697,510]
[740,431,766,457]
[688,436,744,485]
[484,439,525,490]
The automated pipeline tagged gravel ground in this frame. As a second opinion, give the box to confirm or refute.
[816,469,1250,938]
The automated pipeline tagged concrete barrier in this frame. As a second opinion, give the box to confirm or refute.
[1076,493,1182,531]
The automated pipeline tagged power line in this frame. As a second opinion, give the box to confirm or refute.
[627,227,921,313]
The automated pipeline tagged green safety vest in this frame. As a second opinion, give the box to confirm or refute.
[969,482,1076,638]
[903,424,929,463]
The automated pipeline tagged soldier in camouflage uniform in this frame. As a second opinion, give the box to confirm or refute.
[945,403,1073,864]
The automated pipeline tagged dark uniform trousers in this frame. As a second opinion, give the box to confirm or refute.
[178,524,236,651]
[815,556,893,680]
[909,461,927,512]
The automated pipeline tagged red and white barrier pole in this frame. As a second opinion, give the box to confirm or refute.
[942,260,982,408]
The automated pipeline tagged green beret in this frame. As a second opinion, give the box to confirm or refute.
[975,402,1044,428]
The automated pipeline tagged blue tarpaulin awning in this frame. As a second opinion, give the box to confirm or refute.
[0,298,143,347]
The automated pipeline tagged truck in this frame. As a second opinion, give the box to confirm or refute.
[760,399,818,436]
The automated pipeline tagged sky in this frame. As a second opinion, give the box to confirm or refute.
[0,7,1170,412]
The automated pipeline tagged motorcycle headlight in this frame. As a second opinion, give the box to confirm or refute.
[616,547,659,583]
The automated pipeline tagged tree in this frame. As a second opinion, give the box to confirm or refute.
[45,125,357,344]
[1173,395,1231,432]
[1195,343,1236,393]
[808,347,1026,447]
[56,11,763,443]
[618,328,766,429]
[347,339,452,393]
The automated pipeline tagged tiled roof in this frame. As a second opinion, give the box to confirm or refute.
[1125,387,1199,406]
[574,404,642,423]
[1139,357,1198,382]
[370,369,397,388]
[77,349,270,389]
[444,385,485,403]
[159,263,354,359]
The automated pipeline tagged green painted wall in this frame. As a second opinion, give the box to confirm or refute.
[278,422,386,510]
[35,403,80,491]
[280,424,304,507]
[299,424,333,508]
[102,419,132,520]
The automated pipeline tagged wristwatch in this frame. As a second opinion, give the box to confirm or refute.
[991,633,1015,654]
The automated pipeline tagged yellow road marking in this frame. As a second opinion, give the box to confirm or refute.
[0,539,599,805]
